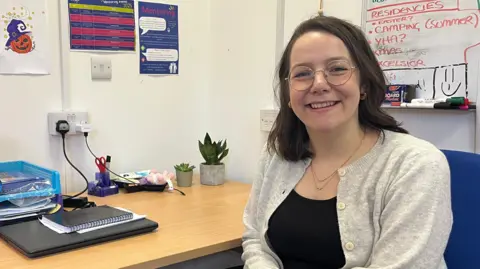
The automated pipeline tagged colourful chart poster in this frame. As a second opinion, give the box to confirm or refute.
[68,0,135,51]
[0,0,50,74]
[138,2,179,75]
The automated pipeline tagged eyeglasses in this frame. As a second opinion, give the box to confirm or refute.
[286,60,356,91]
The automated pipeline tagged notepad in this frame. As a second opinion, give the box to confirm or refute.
[40,205,133,233]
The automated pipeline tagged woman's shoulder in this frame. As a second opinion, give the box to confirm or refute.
[382,130,447,161]
[377,130,450,176]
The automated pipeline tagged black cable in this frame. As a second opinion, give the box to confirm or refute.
[61,133,89,201]
[83,133,185,196]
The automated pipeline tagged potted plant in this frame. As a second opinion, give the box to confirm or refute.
[174,163,195,187]
[198,133,229,186]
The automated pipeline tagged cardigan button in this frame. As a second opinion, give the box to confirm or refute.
[345,241,355,251]
[338,168,346,177]
[337,202,346,210]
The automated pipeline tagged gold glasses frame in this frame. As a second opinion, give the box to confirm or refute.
[285,60,357,91]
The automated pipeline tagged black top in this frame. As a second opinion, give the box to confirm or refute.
[267,190,346,269]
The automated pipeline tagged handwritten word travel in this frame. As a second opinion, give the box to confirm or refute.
[374,23,420,33]
[370,1,444,19]
[379,59,426,68]
[425,14,478,29]
[375,34,407,45]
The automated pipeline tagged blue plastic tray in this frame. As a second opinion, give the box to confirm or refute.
[0,161,61,203]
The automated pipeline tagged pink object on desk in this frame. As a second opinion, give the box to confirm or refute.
[141,169,175,192]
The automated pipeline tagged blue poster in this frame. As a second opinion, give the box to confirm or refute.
[138,2,179,75]
[68,0,136,51]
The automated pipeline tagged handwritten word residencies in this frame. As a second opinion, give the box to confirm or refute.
[141,6,177,17]
[370,1,444,19]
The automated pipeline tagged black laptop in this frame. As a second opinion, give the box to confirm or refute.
[0,218,158,258]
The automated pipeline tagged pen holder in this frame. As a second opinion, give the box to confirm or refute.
[88,172,119,197]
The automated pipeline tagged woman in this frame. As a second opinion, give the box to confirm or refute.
[240,15,453,269]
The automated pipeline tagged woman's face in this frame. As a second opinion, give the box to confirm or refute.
[288,31,361,133]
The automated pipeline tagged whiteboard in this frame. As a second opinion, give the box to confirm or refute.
[362,0,480,102]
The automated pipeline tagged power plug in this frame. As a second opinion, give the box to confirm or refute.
[75,122,92,134]
[55,120,70,136]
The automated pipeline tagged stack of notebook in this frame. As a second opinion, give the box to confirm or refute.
[40,205,144,234]
[0,205,158,258]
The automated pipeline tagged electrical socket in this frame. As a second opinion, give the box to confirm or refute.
[260,109,279,132]
[48,111,89,136]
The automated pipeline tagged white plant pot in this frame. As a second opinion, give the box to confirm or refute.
[200,163,225,186]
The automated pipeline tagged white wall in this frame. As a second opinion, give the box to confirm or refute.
[208,0,279,183]
[283,0,320,46]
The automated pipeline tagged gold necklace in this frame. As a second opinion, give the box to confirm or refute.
[311,131,366,191]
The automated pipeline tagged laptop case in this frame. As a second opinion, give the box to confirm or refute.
[0,217,158,258]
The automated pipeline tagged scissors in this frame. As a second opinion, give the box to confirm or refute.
[95,157,107,173]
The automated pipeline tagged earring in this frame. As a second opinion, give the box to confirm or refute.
[288,101,291,108]
[360,93,367,100]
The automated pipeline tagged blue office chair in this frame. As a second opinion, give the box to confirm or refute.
[442,149,480,269]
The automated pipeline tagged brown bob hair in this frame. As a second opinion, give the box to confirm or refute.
[267,15,408,162]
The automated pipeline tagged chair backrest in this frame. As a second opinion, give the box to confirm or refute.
[442,149,480,269]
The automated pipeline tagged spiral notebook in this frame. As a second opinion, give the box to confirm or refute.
[40,205,133,233]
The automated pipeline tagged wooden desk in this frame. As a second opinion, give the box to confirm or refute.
[0,177,251,269]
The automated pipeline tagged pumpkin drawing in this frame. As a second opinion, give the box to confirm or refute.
[10,34,33,54]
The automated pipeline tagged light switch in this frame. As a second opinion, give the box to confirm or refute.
[91,57,112,80]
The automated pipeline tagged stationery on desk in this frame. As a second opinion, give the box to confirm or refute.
[39,205,143,234]
[0,204,158,258]
[95,156,109,186]
[88,156,118,197]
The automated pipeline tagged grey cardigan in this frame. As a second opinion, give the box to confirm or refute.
[241,130,453,269]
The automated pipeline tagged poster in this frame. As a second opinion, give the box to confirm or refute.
[138,2,179,75]
[68,0,135,51]
[0,0,49,75]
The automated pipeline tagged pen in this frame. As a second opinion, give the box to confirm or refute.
[105,155,111,186]
[105,155,111,170]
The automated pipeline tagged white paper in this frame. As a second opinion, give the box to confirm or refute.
[0,0,50,74]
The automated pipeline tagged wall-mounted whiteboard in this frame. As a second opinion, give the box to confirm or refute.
[362,0,480,102]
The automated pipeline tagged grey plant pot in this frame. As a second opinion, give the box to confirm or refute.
[200,163,225,186]
[176,170,193,187]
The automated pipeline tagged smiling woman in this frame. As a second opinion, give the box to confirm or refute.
[239,15,453,269]
[271,15,408,162]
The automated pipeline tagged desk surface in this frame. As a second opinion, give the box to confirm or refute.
[0,177,251,269]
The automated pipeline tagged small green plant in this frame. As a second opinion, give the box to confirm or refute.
[198,133,229,165]
[174,163,195,172]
